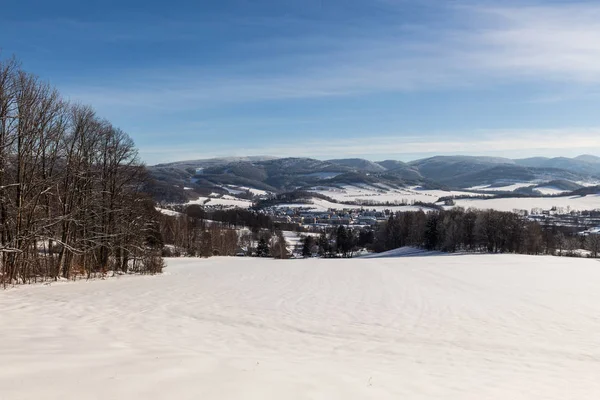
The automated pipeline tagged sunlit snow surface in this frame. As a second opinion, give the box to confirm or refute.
[2,255,600,399]
[452,194,600,212]
[310,184,482,204]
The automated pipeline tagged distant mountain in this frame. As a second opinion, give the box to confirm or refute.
[443,165,587,188]
[406,155,600,187]
[445,165,537,187]
[376,160,409,170]
[570,185,600,196]
[574,154,600,164]
[153,156,278,170]
[408,156,514,183]
[147,154,600,203]
[513,157,551,168]
[534,180,583,192]
[514,156,600,175]
[375,160,423,181]
[327,158,386,173]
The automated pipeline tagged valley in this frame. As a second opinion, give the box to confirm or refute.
[149,155,600,234]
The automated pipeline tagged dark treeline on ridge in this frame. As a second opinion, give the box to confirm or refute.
[0,57,163,285]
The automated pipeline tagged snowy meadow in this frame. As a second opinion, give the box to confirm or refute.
[2,255,600,399]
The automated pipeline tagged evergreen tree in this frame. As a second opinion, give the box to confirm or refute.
[317,232,331,257]
[336,226,356,257]
[302,236,315,258]
[358,230,374,248]
[256,238,270,257]
[424,214,440,250]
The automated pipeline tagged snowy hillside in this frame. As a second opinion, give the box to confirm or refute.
[310,184,482,204]
[148,155,600,204]
[2,256,600,399]
[273,197,435,212]
[452,194,600,212]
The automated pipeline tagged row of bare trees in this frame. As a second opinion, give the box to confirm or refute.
[158,207,292,258]
[159,214,240,257]
[0,57,162,285]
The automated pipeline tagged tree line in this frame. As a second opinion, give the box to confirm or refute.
[300,226,374,258]
[371,208,600,257]
[0,57,162,285]
[296,208,600,258]
[159,204,600,260]
[253,190,442,210]
[158,207,290,258]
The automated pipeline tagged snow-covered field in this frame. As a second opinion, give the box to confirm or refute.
[310,184,481,204]
[276,200,432,212]
[187,195,253,208]
[452,194,600,212]
[221,185,269,197]
[156,207,183,217]
[186,184,475,212]
[238,186,269,196]
[534,186,570,195]
[181,182,598,214]
[2,255,600,399]
[468,183,534,192]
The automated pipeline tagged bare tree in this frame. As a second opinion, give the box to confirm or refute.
[586,234,600,258]
[555,232,566,256]
[0,57,162,286]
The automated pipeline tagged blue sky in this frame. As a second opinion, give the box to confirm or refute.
[2,0,600,164]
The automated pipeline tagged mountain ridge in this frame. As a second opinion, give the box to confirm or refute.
[147,154,600,202]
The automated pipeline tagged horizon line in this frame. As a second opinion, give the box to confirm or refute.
[149,152,598,166]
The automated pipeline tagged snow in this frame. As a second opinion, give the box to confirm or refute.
[209,197,253,207]
[534,186,570,195]
[361,246,446,258]
[282,231,303,254]
[238,186,269,196]
[301,172,343,180]
[2,255,600,399]
[222,186,268,197]
[577,180,600,187]
[156,207,182,216]
[183,187,193,191]
[187,196,252,208]
[468,183,534,192]
[187,196,210,205]
[310,184,483,204]
[281,231,321,255]
[276,197,434,212]
[452,194,600,212]
[222,185,245,195]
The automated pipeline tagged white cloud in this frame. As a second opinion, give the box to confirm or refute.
[466,4,600,82]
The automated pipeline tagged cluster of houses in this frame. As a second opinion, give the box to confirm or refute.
[264,205,600,232]
[524,209,600,232]
[264,207,390,228]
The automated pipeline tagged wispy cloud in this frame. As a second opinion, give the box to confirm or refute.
[61,1,600,113]
[466,3,600,82]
